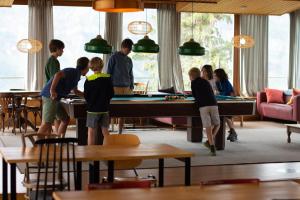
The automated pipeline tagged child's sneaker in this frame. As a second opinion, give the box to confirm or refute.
[210,145,216,156]
[203,140,210,150]
[227,128,238,142]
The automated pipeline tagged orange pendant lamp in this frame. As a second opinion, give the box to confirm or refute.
[93,0,144,12]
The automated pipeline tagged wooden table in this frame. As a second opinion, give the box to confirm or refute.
[286,124,300,143]
[61,95,256,150]
[53,181,300,200]
[0,144,193,200]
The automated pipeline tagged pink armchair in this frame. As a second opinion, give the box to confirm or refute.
[256,91,300,123]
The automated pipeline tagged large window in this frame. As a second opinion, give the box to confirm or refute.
[53,6,105,90]
[180,13,234,90]
[0,6,28,90]
[268,14,290,89]
[123,9,158,91]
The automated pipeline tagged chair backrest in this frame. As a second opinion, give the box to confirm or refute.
[87,180,152,190]
[34,138,78,200]
[200,178,260,186]
[0,93,14,112]
[133,81,149,95]
[103,134,142,169]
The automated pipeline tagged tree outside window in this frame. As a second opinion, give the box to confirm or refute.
[180,13,234,90]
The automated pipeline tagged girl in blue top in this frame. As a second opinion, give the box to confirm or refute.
[214,68,234,96]
[213,68,238,142]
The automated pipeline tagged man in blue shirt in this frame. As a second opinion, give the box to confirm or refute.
[38,57,89,137]
[106,38,134,133]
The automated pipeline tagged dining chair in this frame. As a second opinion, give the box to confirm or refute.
[24,95,42,132]
[101,134,156,186]
[0,93,26,133]
[28,137,79,200]
[21,133,60,200]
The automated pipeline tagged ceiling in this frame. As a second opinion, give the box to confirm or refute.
[13,0,300,15]
[175,0,300,15]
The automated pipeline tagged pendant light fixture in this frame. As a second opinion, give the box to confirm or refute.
[85,13,112,54]
[128,21,152,35]
[233,35,255,48]
[132,9,159,53]
[17,39,42,54]
[179,2,205,56]
[93,0,144,12]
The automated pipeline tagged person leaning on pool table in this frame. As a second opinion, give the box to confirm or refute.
[106,38,134,133]
[38,57,89,138]
[213,68,238,142]
[189,67,220,156]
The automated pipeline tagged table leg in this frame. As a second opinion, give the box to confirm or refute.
[89,161,100,184]
[76,161,82,190]
[2,158,8,200]
[11,163,16,200]
[158,159,164,187]
[215,116,226,150]
[187,117,203,143]
[287,128,292,143]
[76,118,87,145]
[107,161,114,182]
[184,157,191,186]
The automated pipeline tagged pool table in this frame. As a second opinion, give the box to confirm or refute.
[61,95,256,150]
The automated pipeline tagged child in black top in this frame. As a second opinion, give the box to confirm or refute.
[84,57,114,145]
[189,67,220,156]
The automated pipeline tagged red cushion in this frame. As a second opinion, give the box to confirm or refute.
[265,88,284,104]
[287,88,300,105]
[87,180,152,190]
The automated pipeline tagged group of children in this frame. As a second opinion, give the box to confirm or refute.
[38,38,237,156]
[38,39,113,146]
[189,65,237,156]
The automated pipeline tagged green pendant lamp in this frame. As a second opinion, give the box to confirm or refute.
[132,35,159,53]
[84,13,112,54]
[132,9,159,53]
[85,35,112,54]
[178,2,205,56]
[179,38,205,56]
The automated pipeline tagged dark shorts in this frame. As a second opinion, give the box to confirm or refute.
[86,112,110,128]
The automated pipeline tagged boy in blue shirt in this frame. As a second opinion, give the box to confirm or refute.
[38,57,89,137]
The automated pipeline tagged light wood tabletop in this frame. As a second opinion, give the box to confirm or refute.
[0,144,194,163]
[2,144,194,200]
[52,181,300,200]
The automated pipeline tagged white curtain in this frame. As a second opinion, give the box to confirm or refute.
[103,12,123,68]
[157,4,184,92]
[289,10,300,88]
[27,0,53,90]
[240,15,268,96]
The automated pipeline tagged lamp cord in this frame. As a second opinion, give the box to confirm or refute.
[146,9,148,35]
[99,13,101,35]
[192,1,194,39]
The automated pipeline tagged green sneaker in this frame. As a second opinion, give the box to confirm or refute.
[203,140,210,150]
